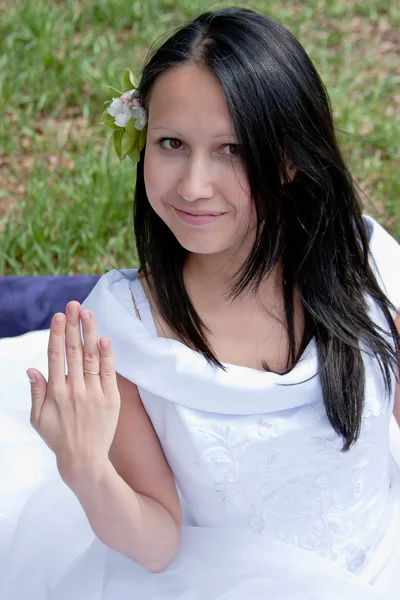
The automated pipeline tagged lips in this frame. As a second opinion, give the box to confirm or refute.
[172,206,225,226]
[173,208,225,216]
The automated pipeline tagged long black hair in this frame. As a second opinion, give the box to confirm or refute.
[132,7,399,451]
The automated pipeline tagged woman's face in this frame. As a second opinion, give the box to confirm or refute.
[144,62,256,256]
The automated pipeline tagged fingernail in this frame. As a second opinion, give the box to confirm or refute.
[55,314,65,325]
[26,371,36,383]
[100,338,109,348]
[68,304,78,315]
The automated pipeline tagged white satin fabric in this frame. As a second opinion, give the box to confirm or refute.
[1,215,400,599]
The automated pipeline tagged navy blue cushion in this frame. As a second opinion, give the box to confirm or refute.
[0,276,101,338]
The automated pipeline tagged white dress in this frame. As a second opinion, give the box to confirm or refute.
[1,215,400,599]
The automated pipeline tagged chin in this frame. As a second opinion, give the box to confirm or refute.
[174,232,227,255]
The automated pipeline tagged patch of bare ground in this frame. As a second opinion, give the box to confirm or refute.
[0,108,92,219]
[336,14,399,232]
[341,16,399,114]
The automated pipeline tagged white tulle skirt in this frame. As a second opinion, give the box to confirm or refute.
[1,330,400,600]
[2,477,400,600]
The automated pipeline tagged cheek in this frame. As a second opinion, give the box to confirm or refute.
[238,200,257,235]
[248,199,257,226]
[229,176,255,226]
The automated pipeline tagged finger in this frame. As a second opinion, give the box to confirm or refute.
[99,337,118,395]
[65,301,84,383]
[80,309,101,385]
[27,369,48,429]
[47,313,67,387]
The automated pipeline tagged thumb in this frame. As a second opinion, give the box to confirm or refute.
[27,369,47,428]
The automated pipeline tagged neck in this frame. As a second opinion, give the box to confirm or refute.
[183,238,282,308]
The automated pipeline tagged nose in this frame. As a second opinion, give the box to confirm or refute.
[177,155,214,202]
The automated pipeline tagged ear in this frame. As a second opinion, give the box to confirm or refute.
[280,159,297,185]
[287,161,297,183]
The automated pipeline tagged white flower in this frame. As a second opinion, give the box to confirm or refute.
[107,89,147,130]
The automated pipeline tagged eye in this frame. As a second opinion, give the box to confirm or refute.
[159,138,182,150]
[221,144,240,156]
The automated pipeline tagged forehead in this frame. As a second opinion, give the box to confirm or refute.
[147,62,233,134]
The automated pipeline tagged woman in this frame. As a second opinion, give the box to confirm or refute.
[2,7,400,599]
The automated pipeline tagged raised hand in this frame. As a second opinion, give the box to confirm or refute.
[26,301,121,489]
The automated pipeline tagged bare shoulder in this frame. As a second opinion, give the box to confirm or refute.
[109,372,182,527]
[394,313,400,425]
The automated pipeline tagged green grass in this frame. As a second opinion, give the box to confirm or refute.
[0,0,399,275]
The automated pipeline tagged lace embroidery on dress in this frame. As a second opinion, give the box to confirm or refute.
[187,393,392,574]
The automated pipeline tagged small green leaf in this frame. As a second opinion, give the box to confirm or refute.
[122,69,134,93]
[121,129,138,159]
[138,126,147,150]
[128,149,140,165]
[101,110,121,130]
[125,117,137,132]
[113,129,124,161]
[129,71,139,88]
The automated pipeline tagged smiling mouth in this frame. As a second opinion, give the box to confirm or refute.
[173,207,225,216]
[172,206,226,225]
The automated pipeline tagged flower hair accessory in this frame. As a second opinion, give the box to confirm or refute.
[101,69,147,165]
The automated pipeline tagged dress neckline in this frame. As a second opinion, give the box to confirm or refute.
[129,272,316,377]
[82,267,323,414]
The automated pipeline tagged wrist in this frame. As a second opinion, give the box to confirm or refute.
[58,457,115,496]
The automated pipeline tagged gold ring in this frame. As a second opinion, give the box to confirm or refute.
[83,369,100,375]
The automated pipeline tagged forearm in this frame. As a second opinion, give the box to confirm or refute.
[69,461,181,573]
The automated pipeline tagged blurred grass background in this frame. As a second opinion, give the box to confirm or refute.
[0,0,399,275]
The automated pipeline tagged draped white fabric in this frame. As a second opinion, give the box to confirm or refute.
[1,215,400,599]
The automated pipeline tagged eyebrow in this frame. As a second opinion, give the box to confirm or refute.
[149,126,236,139]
